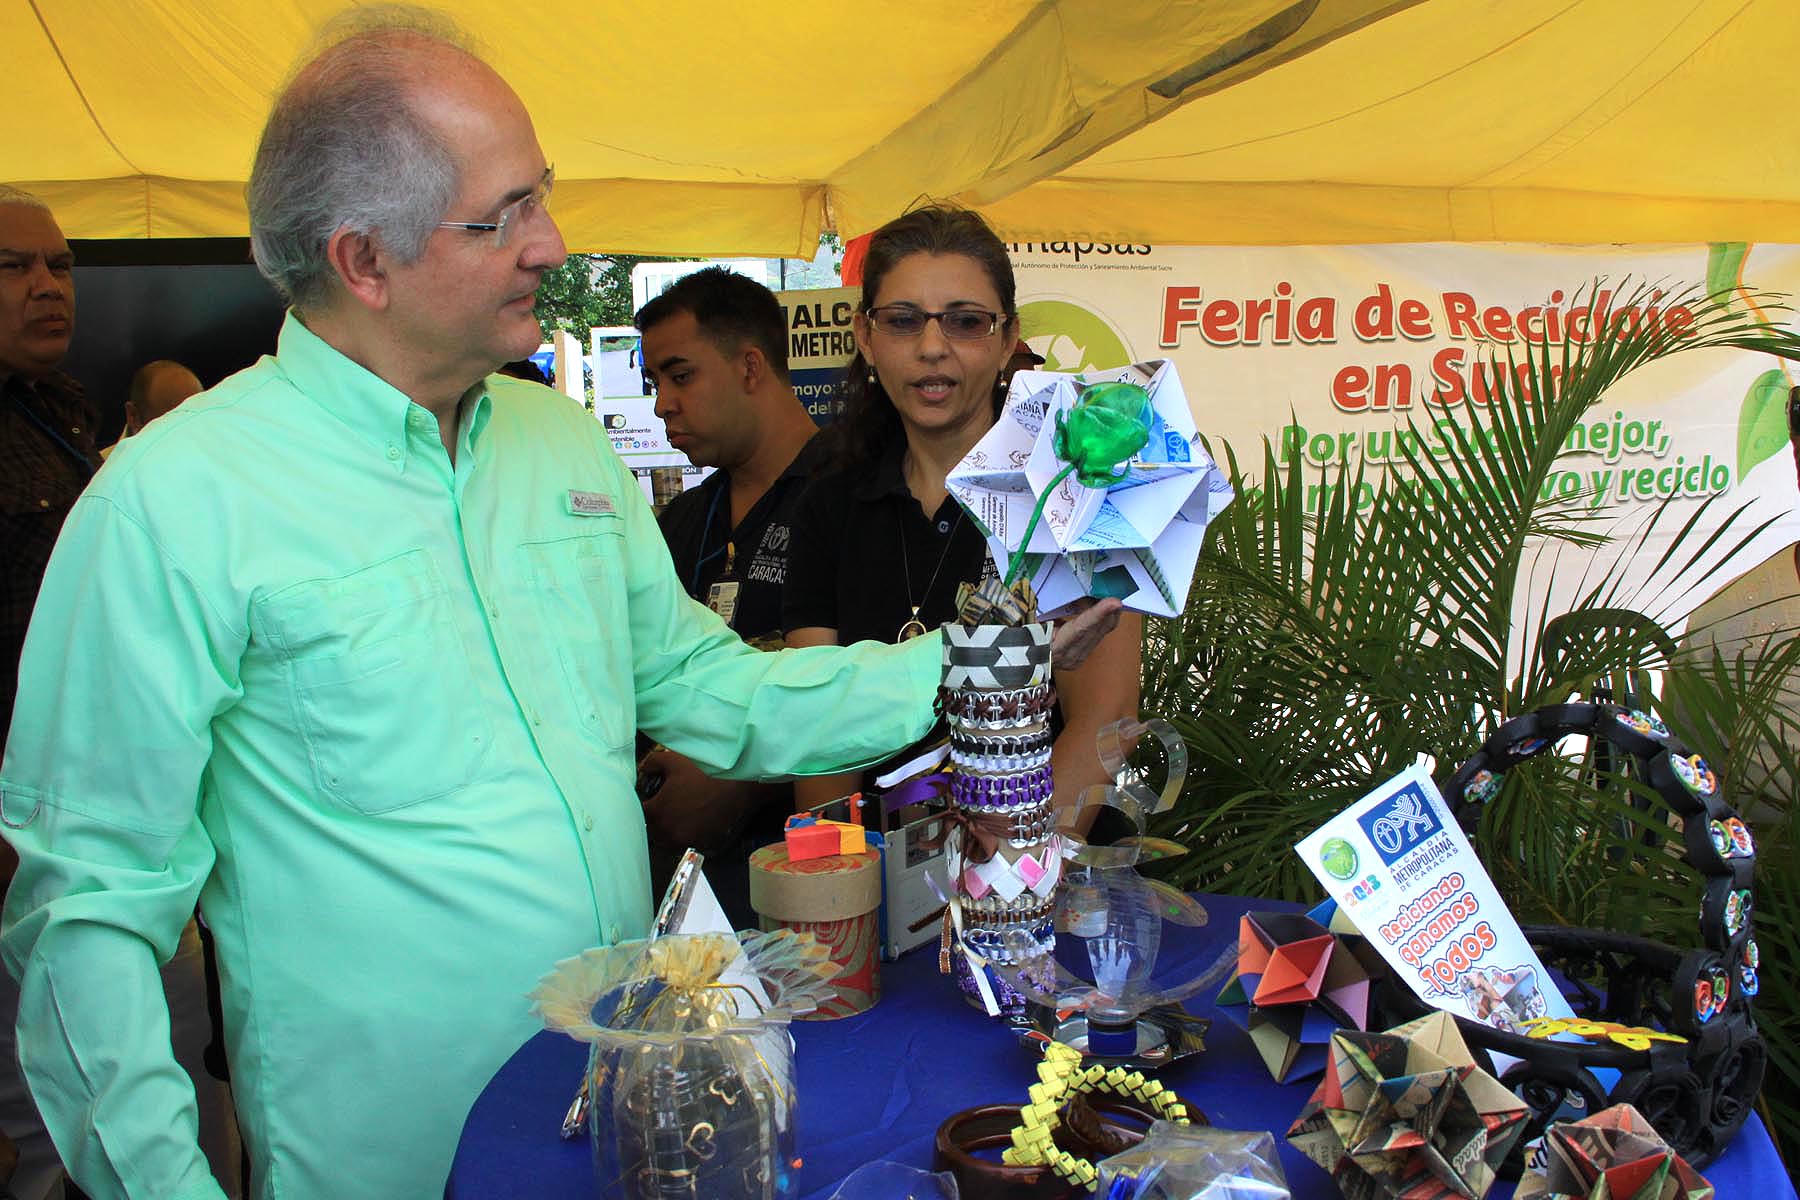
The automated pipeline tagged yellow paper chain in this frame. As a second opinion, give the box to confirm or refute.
[1520,1015,1686,1052]
[1001,1041,1190,1190]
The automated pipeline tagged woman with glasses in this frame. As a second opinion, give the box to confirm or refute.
[782,204,1141,816]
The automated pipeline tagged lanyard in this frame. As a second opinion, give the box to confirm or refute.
[689,482,730,594]
[10,389,97,477]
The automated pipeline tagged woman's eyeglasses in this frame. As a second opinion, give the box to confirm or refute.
[865,306,1002,341]
[438,165,554,248]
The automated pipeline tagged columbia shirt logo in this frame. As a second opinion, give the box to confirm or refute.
[566,490,616,516]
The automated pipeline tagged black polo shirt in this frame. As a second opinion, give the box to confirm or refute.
[658,435,827,642]
[782,436,998,645]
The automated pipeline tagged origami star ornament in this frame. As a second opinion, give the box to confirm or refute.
[1287,1010,1529,1199]
[946,358,1233,618]
[1217,911,1376,1082]
[1513,1103,1714,1200]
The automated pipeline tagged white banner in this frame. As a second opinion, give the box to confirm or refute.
[1009,241,1800,630]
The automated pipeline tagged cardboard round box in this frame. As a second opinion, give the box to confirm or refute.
[748,844,882,1019]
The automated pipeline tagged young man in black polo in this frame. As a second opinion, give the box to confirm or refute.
[634,268,828,921]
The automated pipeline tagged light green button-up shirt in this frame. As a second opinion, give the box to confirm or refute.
[0,315,939,1200]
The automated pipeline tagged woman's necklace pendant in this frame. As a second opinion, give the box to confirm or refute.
[898,607,928,642]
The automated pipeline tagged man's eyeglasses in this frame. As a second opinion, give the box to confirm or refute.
[438,165,554,248]
[865,305,1002,341]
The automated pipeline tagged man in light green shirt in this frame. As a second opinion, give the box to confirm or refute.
[0,16,1120,1200]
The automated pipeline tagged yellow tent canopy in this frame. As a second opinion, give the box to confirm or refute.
[6,0,1799,254]
[973,0,1800,246]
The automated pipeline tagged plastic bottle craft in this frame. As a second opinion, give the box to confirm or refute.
[986,718,1220,1065]
[529,930,841,1200]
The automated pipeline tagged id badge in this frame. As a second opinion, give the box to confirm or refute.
[705,579,740,627]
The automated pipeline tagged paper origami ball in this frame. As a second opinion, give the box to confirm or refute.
[1216,911,1375,1083]
[947,358,1234,618]
[1287,1010,1529,1199]
[1513,1103,1714,1200]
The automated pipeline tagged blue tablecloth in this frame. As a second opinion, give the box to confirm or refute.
[448,893,1793,1198]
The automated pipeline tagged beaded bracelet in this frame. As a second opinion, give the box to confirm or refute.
[951,767,1054,810]
[942,682,1057,727]
[1002,1042,1191,1188]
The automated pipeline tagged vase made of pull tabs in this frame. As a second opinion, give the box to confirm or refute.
[940,620,1061,1018]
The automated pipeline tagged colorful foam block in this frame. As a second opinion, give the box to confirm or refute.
[783,817,867,861]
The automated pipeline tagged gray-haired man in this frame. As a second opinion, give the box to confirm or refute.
[0,12,1121,1200]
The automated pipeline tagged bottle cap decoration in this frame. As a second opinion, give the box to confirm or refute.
[1423,701,1765,1169]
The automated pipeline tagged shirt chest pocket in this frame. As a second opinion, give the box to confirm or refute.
[254,550,493,813]
[520,525,634,751]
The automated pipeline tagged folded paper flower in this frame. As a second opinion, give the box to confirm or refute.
[1287,1010,1529,1199]
[947,359,1233,618]
[1513,1103,1714,1200]
[1217,911,1376,1083]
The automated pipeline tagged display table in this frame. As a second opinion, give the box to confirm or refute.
[448,893,1794,1199]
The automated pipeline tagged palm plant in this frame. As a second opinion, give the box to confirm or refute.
[1139,283,1800,1158]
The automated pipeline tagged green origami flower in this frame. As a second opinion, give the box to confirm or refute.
[1053,381,1154,487]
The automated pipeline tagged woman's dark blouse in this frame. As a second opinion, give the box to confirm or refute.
[782,437,996,646]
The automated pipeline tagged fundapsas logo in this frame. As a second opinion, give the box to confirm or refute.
[601,413,628,430]
[1356,782,1444,868]
[1007,241,1153,264]
[1015,298,1133,375]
